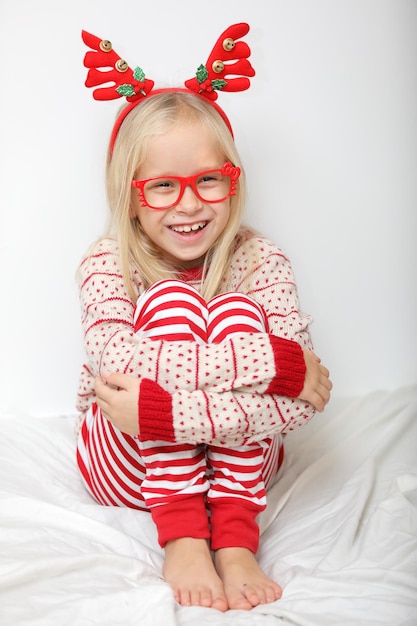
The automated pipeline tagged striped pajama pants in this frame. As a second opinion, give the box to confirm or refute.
[77,280,283,552]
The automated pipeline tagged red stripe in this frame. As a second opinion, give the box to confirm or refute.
[87,409,146,508]
[202,390,216,441]
[210,323,263,344]
[209,484,266,500]
[97,416,147,504]
[84,296,134,319]
[89,417,120,506]
[80,270,124,290]
[136,299,206,332]
[86,318,134,335]
[100,416,145,477]
[137,315,205,340]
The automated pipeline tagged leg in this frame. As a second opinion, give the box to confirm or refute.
[134,280,211,544]
[76,402,148,509]
[208,435,283,609]
[76,278,210,511]
[211,435,283,609]
[206,292,283,608]
[77,403,226,610]
[134,280,227,610]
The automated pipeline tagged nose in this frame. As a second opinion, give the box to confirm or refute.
[175,183,203,213]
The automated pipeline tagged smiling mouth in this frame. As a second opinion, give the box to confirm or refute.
[169,221,208,233]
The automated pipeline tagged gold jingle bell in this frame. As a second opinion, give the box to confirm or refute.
[212,60,225,74]
[115,59,129,72]
[223,37,235,52]
[99,39,112,52]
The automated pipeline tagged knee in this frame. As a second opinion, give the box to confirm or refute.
[207,292,268,342]
[134,279,209,341]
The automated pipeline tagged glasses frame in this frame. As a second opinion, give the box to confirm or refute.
[131,161,241,210]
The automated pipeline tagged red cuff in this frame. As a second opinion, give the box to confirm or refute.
[266,335,306,397]
[138,378,176,442]
[150,494,210,547]
[209,500,261,553]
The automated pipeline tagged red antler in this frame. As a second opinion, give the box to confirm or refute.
[82,30,154,102]
[82,24,255,149]
[184,23,255,101]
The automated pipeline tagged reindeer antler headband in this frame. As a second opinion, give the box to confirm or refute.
[82,23,255,153]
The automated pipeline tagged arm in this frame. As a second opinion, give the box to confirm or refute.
[95,353,331,445]
[82,236,332,443]
[228,233,313,350]
[77,238,308,412]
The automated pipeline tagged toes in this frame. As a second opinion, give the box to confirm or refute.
[175,586,228,610]
[211,596,229,612]
[228,592,253,610]
[261,582,282,603]
[241,582,282,607]
[242,584,263,606]
[176,589,191,606]
[198,589,215,608]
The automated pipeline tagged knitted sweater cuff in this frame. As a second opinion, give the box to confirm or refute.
[138,378,176,442]
[266,335,306,397]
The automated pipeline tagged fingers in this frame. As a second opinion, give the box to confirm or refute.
[94,377,119,421]
[101,371,131,390]
[320,364,330,380]
[303,359,332,411]
[315,375,333,412]
[94,376,107,397]
[95,372,137,400]
[310,388,328,412]
[94,378,110,414]
[94,376,115,399]
[94,378,123,427]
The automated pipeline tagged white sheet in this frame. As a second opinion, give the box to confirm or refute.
[1,386,416,625]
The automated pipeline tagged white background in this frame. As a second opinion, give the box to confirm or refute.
[0,0,416,417]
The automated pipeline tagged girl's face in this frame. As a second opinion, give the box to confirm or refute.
[131,121,232,268]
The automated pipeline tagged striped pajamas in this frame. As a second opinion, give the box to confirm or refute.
[77,280,283,552]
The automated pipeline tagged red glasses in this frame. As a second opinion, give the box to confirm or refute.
[131,162,240,210]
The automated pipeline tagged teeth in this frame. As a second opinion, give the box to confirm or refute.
[171,222,207,233]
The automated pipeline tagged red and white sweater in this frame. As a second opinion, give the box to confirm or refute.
[76,229,315,445]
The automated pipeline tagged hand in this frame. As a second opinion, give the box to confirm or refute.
[94,372,141,436]
[299,350,332,412]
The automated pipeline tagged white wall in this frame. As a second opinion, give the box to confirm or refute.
[1,0,416,416]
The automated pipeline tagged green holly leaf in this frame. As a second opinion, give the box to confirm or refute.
[133,66,145,82]
[196,64,209,84]
[211,79,227,91]
[116,84,136,97]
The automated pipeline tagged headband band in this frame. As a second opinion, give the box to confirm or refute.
[82,23,255,152]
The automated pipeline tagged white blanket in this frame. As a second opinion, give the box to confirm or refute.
[1,386,416,625]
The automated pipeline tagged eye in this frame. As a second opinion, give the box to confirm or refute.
[156,179,174,188]
[198,172,222,184]
[147,178,177,192]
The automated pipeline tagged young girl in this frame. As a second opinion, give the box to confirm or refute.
[77,25,332,612]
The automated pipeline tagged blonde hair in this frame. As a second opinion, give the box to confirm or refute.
[105,92,246,301]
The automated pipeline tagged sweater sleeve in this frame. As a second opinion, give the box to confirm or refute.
[227,233,314,352]
[138,378,314,446]
[76,237,307,413]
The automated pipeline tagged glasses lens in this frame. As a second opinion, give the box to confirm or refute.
[143,178,181,209]
[142,171,232,209]
[196,172,231,203]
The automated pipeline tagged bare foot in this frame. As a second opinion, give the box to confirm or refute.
[214,547,282,610]
[163,537,228,611]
